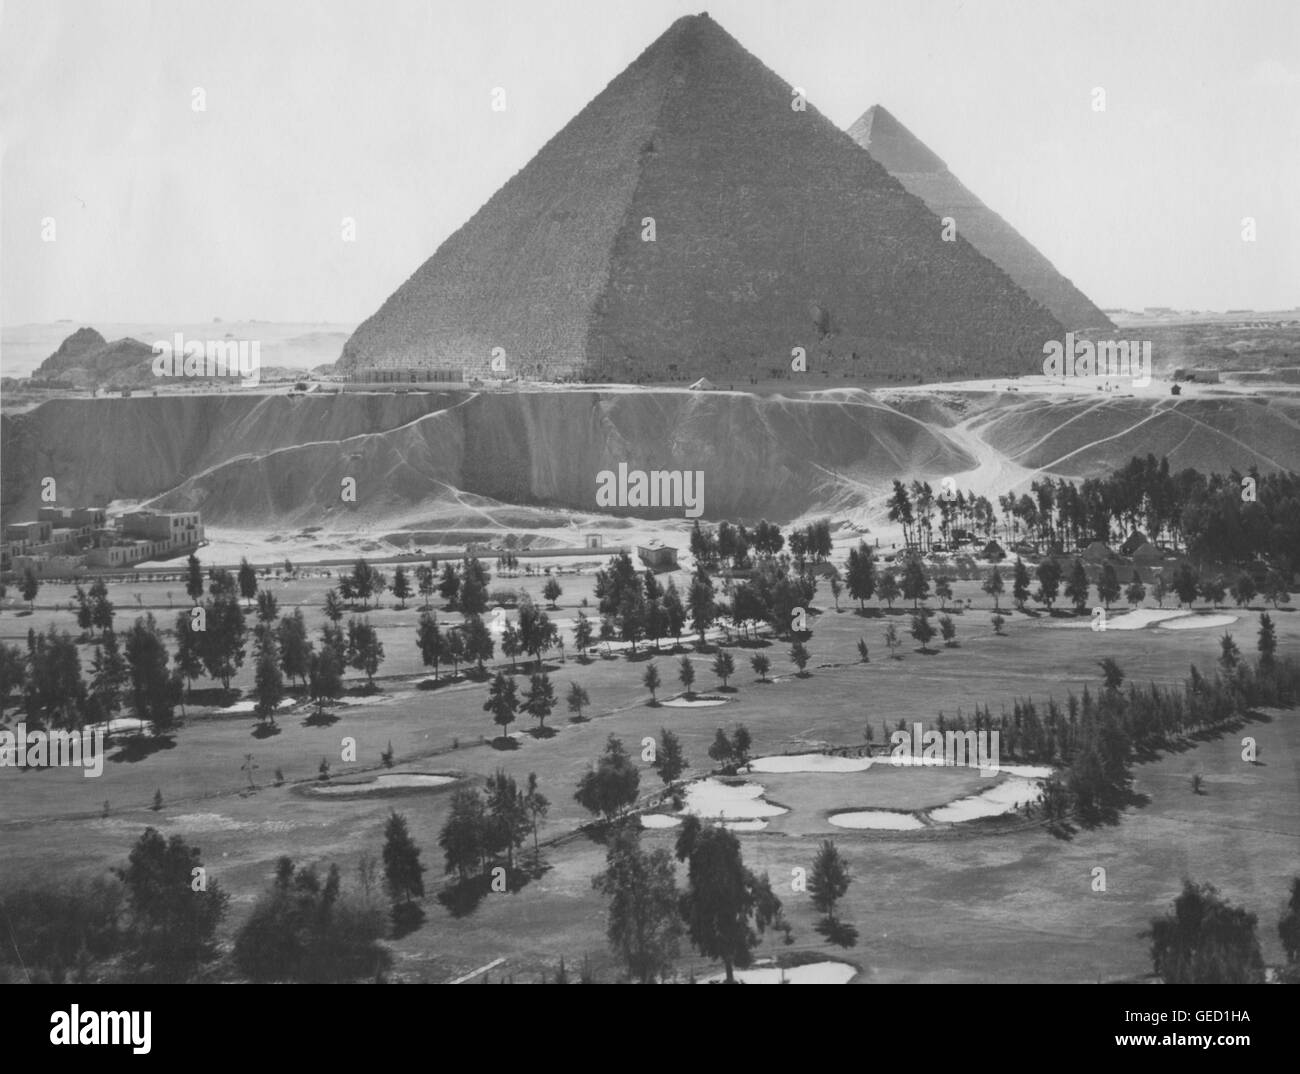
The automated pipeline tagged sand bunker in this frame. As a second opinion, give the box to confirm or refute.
[700,961,857,984]
[828,810,925,831]
[683,778,787,820]
[639,813,768,832]
[311,773,457,796]
[748,753,874,773]
[928,774,1044,823]
[1160,613,1239,630]
[661,695,729,708]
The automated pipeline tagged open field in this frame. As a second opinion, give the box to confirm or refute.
[3,566,1295,983]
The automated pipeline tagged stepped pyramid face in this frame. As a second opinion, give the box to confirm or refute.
[339,14,1063,382]
[848,105,1114,335]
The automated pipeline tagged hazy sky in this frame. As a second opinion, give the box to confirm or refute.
[2,0,1297,326]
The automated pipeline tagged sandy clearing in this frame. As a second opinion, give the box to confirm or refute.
[699,961,857,984]
[311,773,458,795]
[747,753,874,773]
[679,778,787,820]
[660,695,729,708]
[828,809,925,830]
[1160,613,1239,630]
[927,775,1044,823]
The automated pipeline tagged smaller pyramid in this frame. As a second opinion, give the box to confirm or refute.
[848,106,1114,335]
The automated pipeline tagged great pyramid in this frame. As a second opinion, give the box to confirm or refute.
[847,105,1114,335]
[338,13,1063,383]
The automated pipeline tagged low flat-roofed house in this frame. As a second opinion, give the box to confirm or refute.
[38,506,107,534]
[6,520,53,545]
[637,541,678,571]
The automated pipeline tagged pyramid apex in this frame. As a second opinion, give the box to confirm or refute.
[848,104,947,174]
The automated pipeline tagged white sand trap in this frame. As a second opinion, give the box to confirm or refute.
[661,695,729,708]
[641,813,768,832]
[828,810,925,831]
[748,753,873,773]
[89,717,152,736]
[682,778,787,820]
[1059,608,1189,630]
[219,698,296,715]
[928,775,1044,823]
[312,773,457,796]
[1160,613,1239,630]
[701,961,857,984]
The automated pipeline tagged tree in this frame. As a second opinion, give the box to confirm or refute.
[198,595,246,694]
[708,728,735,769]
[876,570,900,610]
[1258,611,1277,669]
[1230,573,1257,609]
[910,611,936,652]
[462,613,494,673]
[521,672,556,733]
[438,563,460,607]
[21,568,39,611]
[415,564,435,608]
[124,614,176,732]
[484,672,518,740]
[1144,879,1264,983]
[543,577,562,608]
[991,613,1006,635]
[652,728,687,785]
[574,735,640,822]
[391,567,411,608]
[982,566,1004,611]
[1034,559,1063,610]
[484,770,530,872]
[308,642,344,716]
[789,639,810,675]
[233,858,389,982]
[1095,563,1120,611]
[1279,876,1300,965]
[829,574,843,611]
[323,588,345,624]
[845,542,877,609]
[439,787,487,882]
[566,681,590,722]
[883,621,903,659]
[938,613,957,647]
[116,828,227,982]
[89,629,128,721]
[185,554,204,604]
[573,611,594,657]
[1218,632,1240,675]
[808,839,851,924]
[1171,562,1200,608]
[934,576,953,610]
[256,590,279,624]
[517,597,558,670]
[662,580,687,644]
[253,644,284,727]
[1125,570,1146,607]
[1198,574,1226,609]
[88,577,114,636]
[276,607,312,687]
[687,572,716,646]
[1151,573,1169,608]
[713,649,736,688]
[1098,657,1125,693]
[238,558,259,608]
[856,637,870,662]
[345,617,384,687]
[751,652,771,682]
[1262,568,1291,609]
[675,819,783,984]
[1012,557,1031,610]
[592,829,682,983]
[901,557,930,609]
[382,811,425,911]
[524,772,549,861]
[678,655,696,696]
[643,662,661,702]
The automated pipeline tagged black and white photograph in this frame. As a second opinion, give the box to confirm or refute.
[1,0,1297,1024]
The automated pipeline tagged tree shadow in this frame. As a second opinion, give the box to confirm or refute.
[251,721,282,739]
[390,901,426,937]
[302,708,339,728]
[525,725,558,740]
[108,734,177,763]
[815,919,859,948]
[490,736,520,751]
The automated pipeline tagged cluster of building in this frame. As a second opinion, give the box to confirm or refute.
[2,507,205,577]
